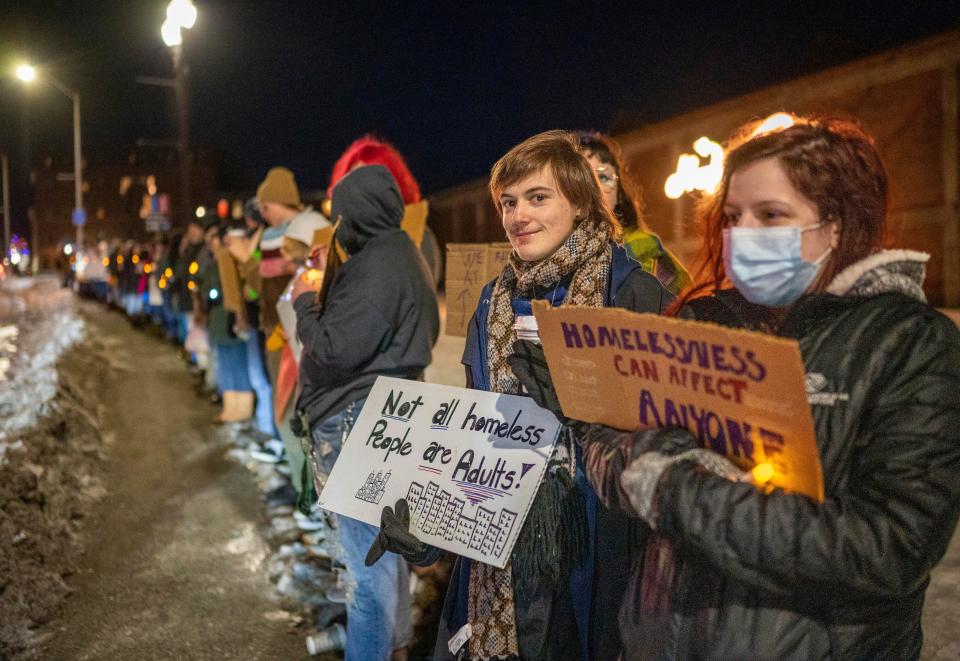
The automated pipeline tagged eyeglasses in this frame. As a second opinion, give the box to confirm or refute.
[593,166,619,191]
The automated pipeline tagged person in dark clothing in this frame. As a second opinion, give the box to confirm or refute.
[512,115,960,660]
[292,164,439,661]
[370,131,673,660]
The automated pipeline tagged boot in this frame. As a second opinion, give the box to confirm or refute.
[222,391,254,422]
[215,391,236,424]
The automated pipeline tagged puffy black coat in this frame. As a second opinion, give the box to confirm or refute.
[586,286,960,660]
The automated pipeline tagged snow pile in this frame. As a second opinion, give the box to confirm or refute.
[0,277,85,445]
[0,276,107,658]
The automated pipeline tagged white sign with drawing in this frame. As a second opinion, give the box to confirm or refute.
[317,376,561,568]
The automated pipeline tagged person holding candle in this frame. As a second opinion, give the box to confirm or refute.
[510,114,960,660]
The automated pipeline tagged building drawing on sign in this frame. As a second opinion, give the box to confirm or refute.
[406,481,424,523]
[439,497,466,541]
[469,506,495,551]
[480,523,502,556]
[424,489,451,535]
[404,479,518,560]
[493,509,518,558]
[355,469,392,505]
[453,516,477,547]
[414,481,439,527]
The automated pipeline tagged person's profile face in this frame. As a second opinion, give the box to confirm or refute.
[586,152,619,213]
[499,165,577,263]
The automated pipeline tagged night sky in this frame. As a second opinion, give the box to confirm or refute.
[2,1,960,234]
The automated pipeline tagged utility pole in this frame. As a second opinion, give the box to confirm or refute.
[1,154,9,259]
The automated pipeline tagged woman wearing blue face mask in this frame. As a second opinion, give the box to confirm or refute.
[509,114,960,659]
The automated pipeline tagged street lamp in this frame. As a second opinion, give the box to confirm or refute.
[15,63,86,253]
[161,0,197,229]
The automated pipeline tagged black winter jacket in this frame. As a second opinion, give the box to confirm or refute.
[294,165,439,428]
[584,252,960,660]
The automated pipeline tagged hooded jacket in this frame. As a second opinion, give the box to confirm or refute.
[583,250,960,660]
[294,165,439,428]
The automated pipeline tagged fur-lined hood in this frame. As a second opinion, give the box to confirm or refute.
[825,250,929,302]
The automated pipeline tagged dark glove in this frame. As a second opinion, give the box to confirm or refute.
[507,339,593,438]
[365,499,440,567]
[579,424,699,459]
[507,340,562,418]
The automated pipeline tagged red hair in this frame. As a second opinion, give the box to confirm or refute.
[328,135,422,205]
[675,114,888,311]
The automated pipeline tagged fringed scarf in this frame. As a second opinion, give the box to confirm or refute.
[467,217,612,660]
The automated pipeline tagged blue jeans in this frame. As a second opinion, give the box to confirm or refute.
[244,329,275,435]
[312,399,411,660]
[213,342,251,392]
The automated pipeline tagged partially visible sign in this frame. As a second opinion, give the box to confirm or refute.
[401,200,429,248]
[318,376,561,568]
[215,247,244,316]
[444,242,513,337]
[533,303,824,501]
[145,214,171,233]
[71,207,87,227]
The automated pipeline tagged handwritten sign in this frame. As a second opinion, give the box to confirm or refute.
[444,243,513,337]
[318,376,561,568]
[533,303,824,501]
[215,247,244,317]
[401,201,429,248]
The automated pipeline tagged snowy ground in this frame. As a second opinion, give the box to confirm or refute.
[0,275,111,658]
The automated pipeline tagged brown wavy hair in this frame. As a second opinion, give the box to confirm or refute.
[676,114,888,309]
[490,130,622,240]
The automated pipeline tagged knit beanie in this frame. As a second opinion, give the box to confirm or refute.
[257,167,302,209]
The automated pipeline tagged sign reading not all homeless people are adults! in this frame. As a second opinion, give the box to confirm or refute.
[317,376,561,568]
[532,302,824,501]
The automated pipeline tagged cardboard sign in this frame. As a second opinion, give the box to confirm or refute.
[444,242,513,337]
[401,200,429,248]
[318,376,561,568]
[276,277,302,363]
[215,247,244,317]
[312,226,335,249]
[533,303,824,501]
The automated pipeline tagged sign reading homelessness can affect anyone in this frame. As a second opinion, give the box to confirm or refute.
[317,376,561,568]
[532,302,824,501]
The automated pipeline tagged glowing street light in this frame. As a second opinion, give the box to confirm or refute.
[15,64,35,82]
[161,19,183,47]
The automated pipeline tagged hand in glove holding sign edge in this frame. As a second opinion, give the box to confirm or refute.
[507,339,743,528]
[365,498,441,567]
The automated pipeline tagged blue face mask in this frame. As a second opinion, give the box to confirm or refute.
[722,225,830,306]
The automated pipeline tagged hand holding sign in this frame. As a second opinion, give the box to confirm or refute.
[365,499,441,567]
[318,377,561,568]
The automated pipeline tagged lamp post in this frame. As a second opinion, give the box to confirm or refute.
[162,0,197,229]
[15,63,85,253]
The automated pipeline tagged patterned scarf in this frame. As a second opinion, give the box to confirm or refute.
[467,217,612,660]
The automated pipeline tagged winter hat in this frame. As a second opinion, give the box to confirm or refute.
[257,167,302,209]
[285,210,331,246]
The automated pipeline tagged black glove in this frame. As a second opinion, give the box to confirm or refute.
[507,340,566,418]
[365,499,440,567]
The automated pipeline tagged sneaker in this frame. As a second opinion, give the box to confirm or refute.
[293,510,326,532]
[249,448,283,464]
[265,483,299,508]
[306,623,346,655]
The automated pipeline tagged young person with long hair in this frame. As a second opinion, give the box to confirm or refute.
[513,114,960,659]
[577,131,690,295]
[368,130,673,660]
